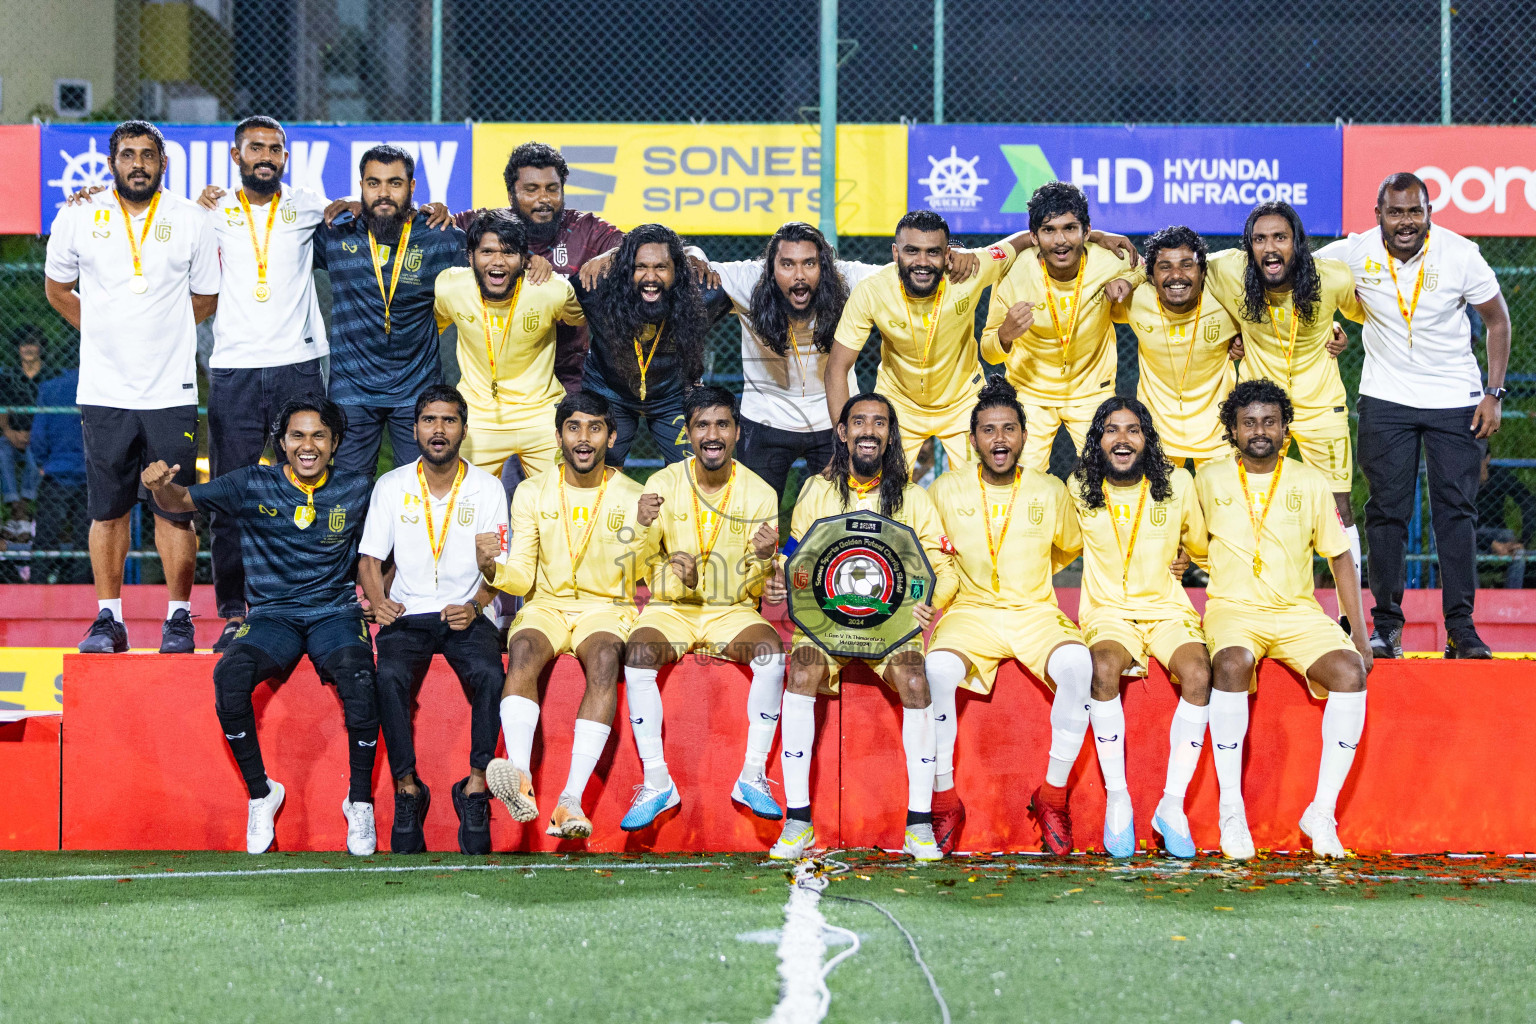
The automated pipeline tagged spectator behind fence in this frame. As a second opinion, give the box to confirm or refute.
[1477,446,1535,591]
[29,368,89,583]
[0,325,47,543]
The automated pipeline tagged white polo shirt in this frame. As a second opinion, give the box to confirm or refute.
[359,458,509,616]
[208,184,330,368]
[44,189,220,410]
[1315,225,1501,409]
[713,259,877,433]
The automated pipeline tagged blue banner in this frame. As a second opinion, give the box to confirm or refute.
[908,125,1343,236]
[39,123,473,230]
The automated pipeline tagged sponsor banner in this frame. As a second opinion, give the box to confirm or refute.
[0,125,41,234]
[472,123,906,235]
[0,648,63,720]
[1343,125,1536,236]
[909,124,1343,236]
[39,123,472,231]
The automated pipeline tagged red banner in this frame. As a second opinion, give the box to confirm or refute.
[0,125,40,234]
[1344,125,1536,236]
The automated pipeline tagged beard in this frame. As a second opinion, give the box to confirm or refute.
[421,438,462,466]
[1105,448,1147,486]
[633,286,672,324]
[850,436,884,478]
[475,266,523,302]
[896,260,940,298]
[239,163,283,197]
[113,169,158,204]
[1240,435,1279,460]
[363,199,411,241]
[524,207,561,246]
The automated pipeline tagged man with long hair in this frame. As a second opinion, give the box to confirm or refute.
[924,376,1094,857]
[982,182,1139,473]
[573,224,732,468]
[1068,396,1212,858]
[474,391,660,841]
[140,395,383,857]
[769,392,955,862]
[618,386,785,830]
[1193,378,1372,860]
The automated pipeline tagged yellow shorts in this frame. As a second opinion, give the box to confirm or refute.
[1080,611,1207,676]
[462,415,561,479]
[1019,399,1103,473]
[1202,599,1357,697]
[631,601,776,657]
[1287,408,1352,491]
[789,629,924,694]
[928,603,1084,694]
[509,598,635,656]
[883,388,976,470]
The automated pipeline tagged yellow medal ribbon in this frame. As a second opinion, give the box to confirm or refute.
[558,468,610,598]
[897,277,946,396]
[1385,230,1430,350]
[848,474,881,506]
[689,457,737,571]
[480,274,523,405]
[633,320,666,402]
[1156,295,1202,408]
[367,217,413,335]
[1103,476,1150,594]
[1267,302,1300,389]
[1040,254,1087,377]
[418,458,467,589]
[787,321,810,396]
[285,465,327,530]
[978,464,1021,593]
[114,189,162,295]
[237,188,280,302]
[1235,455,1285,577]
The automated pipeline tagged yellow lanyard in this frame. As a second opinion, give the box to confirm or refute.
[1156,296,1202,408]
[1040,254,1087,376]
[787,321,809,396]
[367,217,413,335]
[418,458,467,588]
[1267,303,1300,388]
[1235,456,1284,577]
[114,189,162,294]
[978,464,1021,593]
[849,474,881,506]
[689,458,737,568]
[633,320,666,402]
[1385,230,1430,350]
[558,468,610,598]
[1102,477,1149,594]
[285,466,327,530]
[237,188,280,302]
[897,278,946,396]
[480,275,523,404]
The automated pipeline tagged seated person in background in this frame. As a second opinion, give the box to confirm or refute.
[28,368,89,584]
[1476,444,1535,590]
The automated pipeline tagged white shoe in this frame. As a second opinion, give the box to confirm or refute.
[1219,808,1256,860]
[246,779,284,854]
[1299,803,1348,859]
[903,822,943,862]
[768,819,816,860]
[342,798,377,856]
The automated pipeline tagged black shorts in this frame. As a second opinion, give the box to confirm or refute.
[81,405,198,522]
[226,608,373,675]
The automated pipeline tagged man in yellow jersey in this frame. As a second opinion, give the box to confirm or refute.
[474,391,659,841]
[981,182,1137,473]
[1193,379,1372,862]
[825,211,1035,469]
[769,392,955,862]
[924,376,1093,857]
[617,385,785,830]
[1110,226,1240,468]
[434,209,585,478]
[1067,396,1212,860]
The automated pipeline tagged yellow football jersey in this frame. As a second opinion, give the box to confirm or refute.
[1193,455,1350,610]
[433,266,585,426]
[642,458,778,607]
[1112,283,1239,458]
[833,243,1018,412]
[790,473,956,607]
[491,464,659,604]
[1201,250,1362,414]
[1070,467,1206,621]
[980,241,1136,406]
[927,466,1080,610]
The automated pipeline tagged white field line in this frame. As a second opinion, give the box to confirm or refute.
[765,871,833,1024]
[0,860,732,885]
[960,858,1536,886]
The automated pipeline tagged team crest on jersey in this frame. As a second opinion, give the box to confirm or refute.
[458,504,475,526]
[1365,257,1383,273]
[553,243,569,266]
[155,222,172,242]
[1150,505,1167,527]
[608,509,627,531]
[955,296,971,316]
[990,501,1010,522]
[281,203,296,224]
[570,505,589,526]
[92,209,111,238]
[1204,321,1223,342]
[523,309,541,332]
[1425,268,1439,291]
[1028,499,1044,525]
[1286,489,1302,513]
[1111,501,1133,526]
[404,248,423,273]
[328,507,346,532]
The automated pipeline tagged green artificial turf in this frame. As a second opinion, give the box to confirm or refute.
[1,851,1534,1023]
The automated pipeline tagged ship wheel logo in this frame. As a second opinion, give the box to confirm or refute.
[919,146,989,212]
[48,138,114,210]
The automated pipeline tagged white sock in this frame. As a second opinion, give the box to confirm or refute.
[1313,690,1367,817]
[1045,644,1093,787]
[780,692,817,810]
[924,651,965,792]
[562,719,611,804]
[902,705,936,813]
[623,666,668,790]
[1345,523,1362,590]
[741,652,786,780]
[1089,696,1128,793]
[98,598,123,623]
[167,600,191,618]
[498,695,540,773]
[1162,698,1209,803]
[1208,689,1250,812]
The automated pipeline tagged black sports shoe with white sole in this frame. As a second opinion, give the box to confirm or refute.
[453,777,492,855]
[391,781,431,854]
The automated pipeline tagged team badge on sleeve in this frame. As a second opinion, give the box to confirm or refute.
[987,245,1007,260]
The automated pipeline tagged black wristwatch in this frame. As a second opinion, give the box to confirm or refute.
[469,598,483,616]
[1485,387,1508,401]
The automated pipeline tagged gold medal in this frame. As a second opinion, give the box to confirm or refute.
[238,188,280,307]
[294,505,315,529]
[129,275,148,295]
[1236,456,1284,580]
[558,468,611,598]
[1385,230,1429,351]
[979,464,1021,593]
[285,466,327,531]
[634,320,665,403]
[115,189,161,298]
[1252,553,1263,576]
[480,280,521,407]
[896,277,946,397]
[1267,304,1301,390]
[689,457,737,571]
[253,283,271,302]
[1040,253,1086,377]
[368,218,413,337]
[1103,476,1149,594]
[419,458,467,590]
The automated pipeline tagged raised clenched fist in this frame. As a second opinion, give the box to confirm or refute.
[637,492,664,527]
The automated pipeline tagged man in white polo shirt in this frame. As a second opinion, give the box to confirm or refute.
[1316,171,1511,660]
[43,119,219,655]
[358,384,508,856]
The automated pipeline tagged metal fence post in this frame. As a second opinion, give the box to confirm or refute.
[431,0,444,123]
[819,0,839,246]
[1440,0,1452,124]
[933,0,945,124]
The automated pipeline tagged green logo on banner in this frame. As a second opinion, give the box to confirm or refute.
[1000,144,1058,213]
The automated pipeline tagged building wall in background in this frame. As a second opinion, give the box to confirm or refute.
[0,0,117,122]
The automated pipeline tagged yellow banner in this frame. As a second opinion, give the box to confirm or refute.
[0,648,64,717]
[472,123,906,236]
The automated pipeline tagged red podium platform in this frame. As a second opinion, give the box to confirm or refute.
[0,715,60,849]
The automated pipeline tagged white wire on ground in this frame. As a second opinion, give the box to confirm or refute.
[825,892,951,1024]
